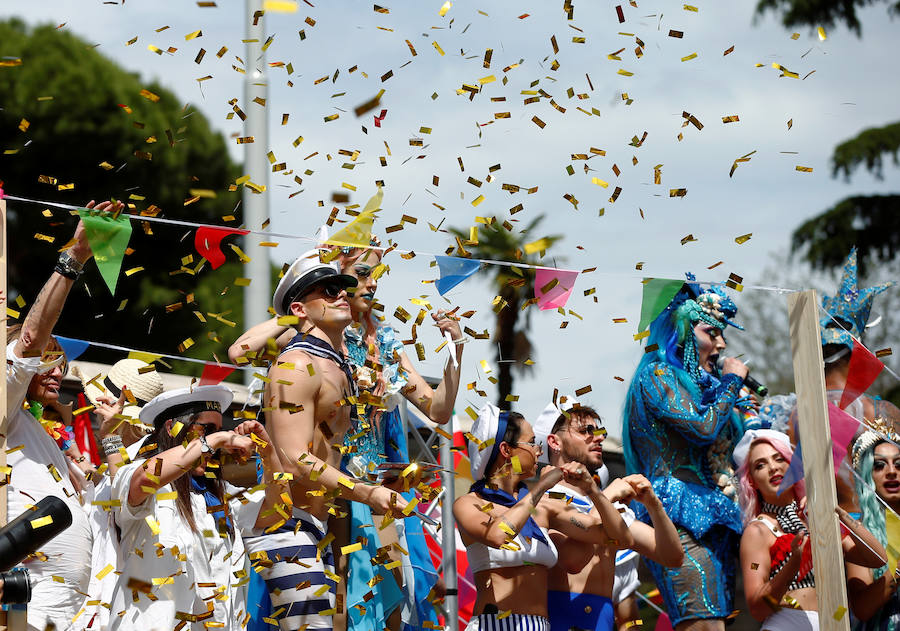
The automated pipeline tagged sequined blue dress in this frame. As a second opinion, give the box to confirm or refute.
[342,324,440,631]
[626,360,745,625]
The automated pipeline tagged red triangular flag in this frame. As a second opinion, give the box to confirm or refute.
[839,340,884,409]
[194,227,250,269]
[199,363,235,386]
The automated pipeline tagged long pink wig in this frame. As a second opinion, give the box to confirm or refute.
[736,437,806,526]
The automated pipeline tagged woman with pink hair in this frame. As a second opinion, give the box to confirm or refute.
[735,429,885,630]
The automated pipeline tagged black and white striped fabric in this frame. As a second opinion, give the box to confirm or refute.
[245,508,337,631]
[761,500,807,536]
[464,613,551,631]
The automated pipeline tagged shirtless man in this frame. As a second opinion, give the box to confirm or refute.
[248,250,405,631]
[536,405,683,631]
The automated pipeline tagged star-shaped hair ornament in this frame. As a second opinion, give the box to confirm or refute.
[820,248,894,353]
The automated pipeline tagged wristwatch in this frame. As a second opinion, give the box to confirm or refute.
[199,434,214,455]
[55,251,85,280]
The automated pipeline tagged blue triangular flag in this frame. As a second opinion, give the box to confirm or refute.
[777,440,804,496]
[54,336,90,361]
[435,256,480,295]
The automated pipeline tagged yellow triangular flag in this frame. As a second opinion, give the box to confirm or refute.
[324,187,382,249]
[886,510,900,572]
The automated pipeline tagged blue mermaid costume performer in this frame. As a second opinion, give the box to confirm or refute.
[623,279,751,626]
[342,322,441,631]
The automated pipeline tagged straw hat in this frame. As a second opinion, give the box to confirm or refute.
[77,358,164,426]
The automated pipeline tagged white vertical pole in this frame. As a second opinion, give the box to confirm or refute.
[242,0,270,385]
[787,290,850,630]
[440,417,459,631]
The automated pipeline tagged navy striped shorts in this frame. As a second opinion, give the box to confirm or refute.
[245,508,336,631]
[465,613,551,631]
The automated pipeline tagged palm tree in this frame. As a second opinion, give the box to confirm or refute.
[448,215,562,409]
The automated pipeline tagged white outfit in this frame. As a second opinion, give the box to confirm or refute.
[5,341,93,630]
[466,526,558,573]
[108,459,261,631]
[761,608,819,631]
[75,437,149,631]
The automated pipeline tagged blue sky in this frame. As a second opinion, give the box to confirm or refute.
[5,0,899,437]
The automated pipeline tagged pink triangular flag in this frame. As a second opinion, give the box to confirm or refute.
[828,402,861,469]
[535,268,578,311]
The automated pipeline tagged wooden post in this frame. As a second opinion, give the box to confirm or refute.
[787,290,850,629]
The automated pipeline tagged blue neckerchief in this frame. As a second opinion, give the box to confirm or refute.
[482,411,509,477]
[190,476,232,533]
[469,479,547,545]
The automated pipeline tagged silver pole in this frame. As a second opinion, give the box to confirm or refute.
[242,0,270,386]
[440,417,459,631]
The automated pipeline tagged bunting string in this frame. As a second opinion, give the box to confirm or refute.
[2,191,799,288]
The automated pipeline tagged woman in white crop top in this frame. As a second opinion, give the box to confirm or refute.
[453,404,634,631]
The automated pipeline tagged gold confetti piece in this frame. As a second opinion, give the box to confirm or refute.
[95,564,114,580]
[591,177,609,188]
[735,233,752,244]
[438,1,452,16]
[337,476,355,490]
[833,606,847,620]
[575,385,592,396]
[532,116,546,128]
[264,0,298,11]
[31,515,53,528]
[724,45,734,55]
[523,238,552,254]
[668,30,683,38]
[510,456,522,474]
[139,89,161,103]
[633,330,650,341]
[145,516,161,535]
[683,4,698,11]
[669,188,687,197]
[795,166,813,173]
[498,610,512,620]
[818,27,827,41]
[681,52,698,62]
[471,195,485,207]
[722,115,739,123]
[680,234,697,245]
[185,30,202,40]
[432,41,445,56]
[617,69,634,77]
[341,542,363,555]
[875,348,892,358]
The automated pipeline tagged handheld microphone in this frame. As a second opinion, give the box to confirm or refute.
[717,357,769,398]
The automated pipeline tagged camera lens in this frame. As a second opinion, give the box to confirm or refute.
[0,567,32,604]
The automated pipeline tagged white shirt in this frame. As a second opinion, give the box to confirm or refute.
[5,341,93,630]
[108,459,261,631]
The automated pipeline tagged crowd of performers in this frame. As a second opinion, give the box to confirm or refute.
[7,203,900,631]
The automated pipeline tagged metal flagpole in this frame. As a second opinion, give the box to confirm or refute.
[440,416,459,631]
[242,0,270,384]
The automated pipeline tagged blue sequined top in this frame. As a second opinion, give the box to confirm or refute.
[627,360,745,539]
[342,323,409,470]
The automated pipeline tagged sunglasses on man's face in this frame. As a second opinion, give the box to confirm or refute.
[301,281,345,301]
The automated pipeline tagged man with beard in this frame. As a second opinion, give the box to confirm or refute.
[536,405,682,631]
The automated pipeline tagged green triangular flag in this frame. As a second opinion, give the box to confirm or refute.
[637,278,685,333]
[77,208,133,295]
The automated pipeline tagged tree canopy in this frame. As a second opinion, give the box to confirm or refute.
[755,0,900,34]
[0,19,250,370]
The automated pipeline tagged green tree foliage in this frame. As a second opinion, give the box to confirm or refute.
[0,19,251,372]
[755,0,900,35]
[448,216,562,410]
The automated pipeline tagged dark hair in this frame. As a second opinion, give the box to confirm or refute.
[501,411,526,447]
[145,414,228,536]
[550,406,601,435]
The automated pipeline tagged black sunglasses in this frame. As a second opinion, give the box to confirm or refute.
[300,281,344,301]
